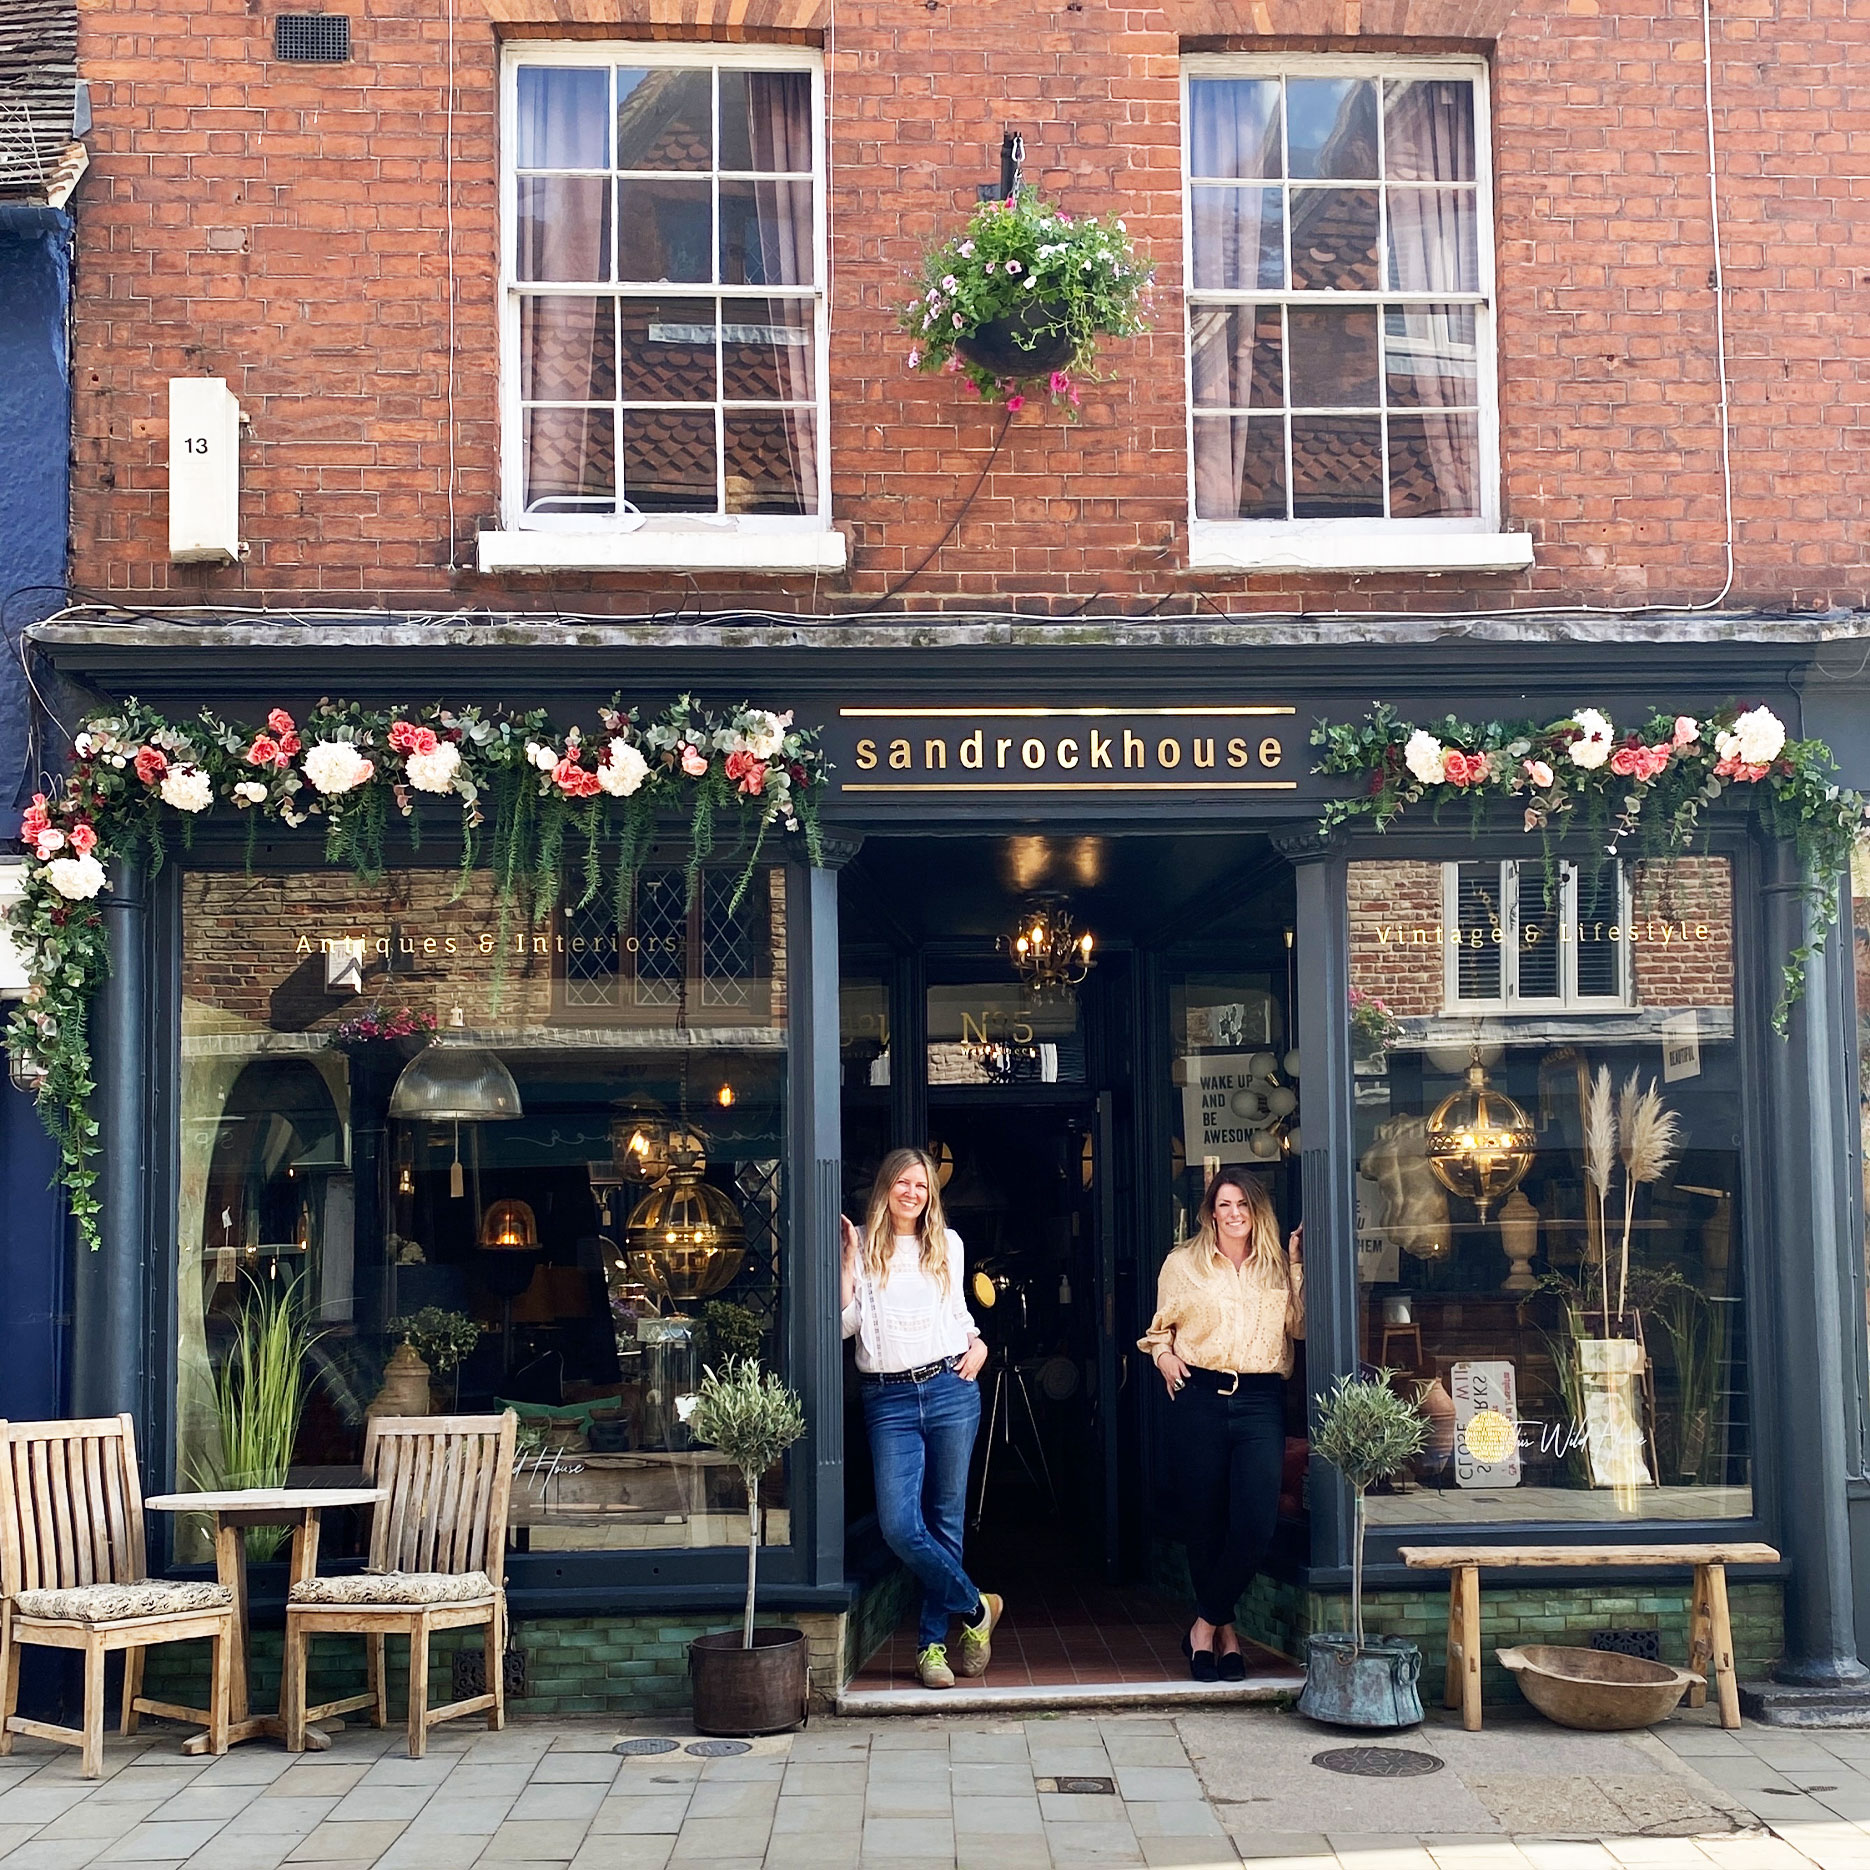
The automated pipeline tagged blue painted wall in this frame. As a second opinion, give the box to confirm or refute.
[0,204,74,1429]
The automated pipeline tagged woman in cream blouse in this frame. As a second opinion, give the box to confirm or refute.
[1138,1168,1303,1681]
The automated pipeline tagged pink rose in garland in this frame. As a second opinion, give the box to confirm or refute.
[680,743,709,779]
[388,719,439,757]
[552,755,602,799]
[68,823,97,855]
[132,746,168,786]
[246,735,281,767]
[724,749,767,796]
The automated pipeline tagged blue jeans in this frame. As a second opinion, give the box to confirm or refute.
[862,1366,984,1648]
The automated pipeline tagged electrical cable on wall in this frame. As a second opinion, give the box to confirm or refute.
[444,0,459,570]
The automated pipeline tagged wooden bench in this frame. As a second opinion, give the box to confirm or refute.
[1398,1542,1780,1733]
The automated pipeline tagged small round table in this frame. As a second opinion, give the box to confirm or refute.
[145,1487,385,1753]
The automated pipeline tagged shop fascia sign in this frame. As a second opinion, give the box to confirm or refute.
[830,707,1299,794]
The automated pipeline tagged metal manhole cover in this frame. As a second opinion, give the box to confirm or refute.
[687,1739,753,1757]
[1312,1747,1444,1778]
[1036,1776,1117,1795]
[614,1738,682,1757]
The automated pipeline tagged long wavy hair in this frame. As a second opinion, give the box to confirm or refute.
[1187,1167,1287,1281]
[862,1146,952,1292]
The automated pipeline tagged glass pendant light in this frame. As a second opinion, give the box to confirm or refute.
[1425,1047,1536,1222]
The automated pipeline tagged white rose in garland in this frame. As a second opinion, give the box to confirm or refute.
[158,763,214,813]
[1716,705,1786,769]
[1403,729,1447,785]
[597,740,649,798]
[741,710,792,762]
[1567,708,1615,770]
[43,853,106,901]
[404,743,461,794]
[302,741,375,796]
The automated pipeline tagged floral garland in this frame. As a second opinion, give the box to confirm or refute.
[7,694,828,1253]
[1312,700,1870,1030]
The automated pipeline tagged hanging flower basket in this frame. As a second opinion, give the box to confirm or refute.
[899,185,1152,414]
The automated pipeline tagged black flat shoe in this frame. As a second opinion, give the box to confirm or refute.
[1182,1629,1218,1683]
[1217,1648,1246,1682]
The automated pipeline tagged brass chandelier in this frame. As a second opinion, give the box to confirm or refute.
[1002,895,1095,999]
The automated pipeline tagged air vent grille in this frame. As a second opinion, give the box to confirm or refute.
[273,14,350,61]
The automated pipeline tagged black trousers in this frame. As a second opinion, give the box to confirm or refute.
[1171,1373,1286,1627]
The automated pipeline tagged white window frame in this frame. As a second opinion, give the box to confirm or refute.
[1443,860,1633,1014]
[1181,53,1530,575]
[481,41,844,575]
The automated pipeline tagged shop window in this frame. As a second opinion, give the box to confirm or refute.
[1182,57,1530,575]
[1445,860,1630,1012]
[927,982,1086,1087]
[1348,856,1749,1526]
[176,866,792,1565]
[486,46,840,575]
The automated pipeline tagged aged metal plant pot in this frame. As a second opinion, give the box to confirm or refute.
[1498,1644,1700,1730]
[1297,1633,1424,1729]
[689,1627,809,1736]
[954,303,1075,379]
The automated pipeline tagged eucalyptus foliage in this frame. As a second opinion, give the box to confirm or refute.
[690,1357,808,1647]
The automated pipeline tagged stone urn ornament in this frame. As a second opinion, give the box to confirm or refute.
[366,1343,433,1419]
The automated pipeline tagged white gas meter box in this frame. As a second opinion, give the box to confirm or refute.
[168,378,244,563]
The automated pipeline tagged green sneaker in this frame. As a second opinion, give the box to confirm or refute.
[916,1643,955,1689]
[954,1593,1003,1678]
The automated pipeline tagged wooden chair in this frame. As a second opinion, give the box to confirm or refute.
[0,1415,234,1776]
[282,1412,515,1759]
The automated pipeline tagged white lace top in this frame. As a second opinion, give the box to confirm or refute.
[840,1229,978,1374]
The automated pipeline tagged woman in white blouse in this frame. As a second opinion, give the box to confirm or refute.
[840,1147,1002,1690]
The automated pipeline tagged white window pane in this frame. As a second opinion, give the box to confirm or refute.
[1384,79,1475,183]
[622,407,717,512]
[1189,78,1282,179]
[725,410,817,515]
[720,71,812,172]
[1291,413,1383,517]
[1455,862,1504,1000]
[618,297,718,401]
[1515,862,1563,1001]
[1387,187,1479,293]
[722,298,817,403]
[516,67,608,170]
[615,67,712,170]
[524,407,615,514]
[1289,185,1380,291]
[616,177,712,282]
[1384,304,1479,408]
[1287,77,1378,180]
[517,176,611,283]
[1388,411,1480,516]
[720,179,814,287]
[1287,305,1379,407]
[1192,414,1287,520]
[1190,185,1284,290]
[520,296,616,401]
[1189,303,1283,410]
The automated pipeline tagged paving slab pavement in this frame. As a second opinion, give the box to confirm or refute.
[0,1704,1864,1868]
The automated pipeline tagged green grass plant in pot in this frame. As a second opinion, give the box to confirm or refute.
[686,1357,809,1736]
[1300,1371,1430,1730]
[898,185,1152,414]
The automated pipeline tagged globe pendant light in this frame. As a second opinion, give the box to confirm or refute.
[1425,1048,1536,1222]
[623,1125,747,1306]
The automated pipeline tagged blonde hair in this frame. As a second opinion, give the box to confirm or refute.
[862,1146,952,1293]
[1188,1168,1287,1281]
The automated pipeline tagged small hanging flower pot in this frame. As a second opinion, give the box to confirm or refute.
[899,185,1152,415]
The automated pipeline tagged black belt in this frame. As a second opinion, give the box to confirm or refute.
[861,1357,956,1387]
[1182,1365,1282,1396]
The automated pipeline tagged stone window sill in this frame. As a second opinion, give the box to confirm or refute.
[1187,523,1535,576]
[477,528,848,576]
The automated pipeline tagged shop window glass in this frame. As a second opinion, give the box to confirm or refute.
[1349,856,1750,1526]
[1855,850,1870,1387]
[175,866,791,1564]
[927,983,1085,1087]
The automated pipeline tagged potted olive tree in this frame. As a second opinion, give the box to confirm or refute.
[1299,1372,1430,1730]
[686,1357,809,1736]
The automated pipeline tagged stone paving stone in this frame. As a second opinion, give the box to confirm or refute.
[784,1761,871,1797]
[508,1782,607,1824]
[178,1834,296,1870]
[188,1751,299,1786]
[1227,1839,1331,1862]
[266,1766,371,1801]
[680,1778,777,1822]
[791,1734,874,1762]
[225,1795,342,1835]
[865,1777,954,1818]
[1046,1814,1146,1860]
[545,1731,620,1754]
[948,1732,1029,1765]
[284,1819,412,1862]
[861,1813,956,1859]
[37,1795,169,1837]
[477,1817,595,1860]
[354,1758,458,1789]
[1127,1800,1227,1838]
[5,1841,126,1870]
[951,1761,1036,1798]
[400,1796,516,1834]
[761,1832,862,1870]
[529,1753,620,1785]
[370,1832,500,1870]
[1044,1790,1133,1822]
[1324,1841,1444,1869]
[768,1791,865,1836]
[669,1813,776,1859]
[957,1840,1052,1870]
[1034,1748,1119,1779]
[951,1793,1045,1836]
[1135,1838,1243,1868]
[145,1784,267,1824]
[566,1840,677,1870]
[327,1785,437,1823]
[1116,1769,1206,1805]
[867,1727,949,1752]
[0,1783,101,1824]
[867,1750,951,1780]
[440,1763,534,1800]
[90,1771,206,1805]
[692,1755,785,1783]
[585,1794,692,1835]
[96,1819,231,1861]
[0,1820,46,1853]
[1106,1737,1197,1769]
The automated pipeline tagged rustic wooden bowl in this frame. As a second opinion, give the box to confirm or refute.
[1497,1644,1701,1730]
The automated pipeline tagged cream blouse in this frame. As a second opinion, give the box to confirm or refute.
[1136,1241,1305,1378]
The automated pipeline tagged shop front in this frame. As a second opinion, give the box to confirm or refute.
[29,623,1870,1714]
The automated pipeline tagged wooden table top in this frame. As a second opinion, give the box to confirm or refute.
[1398,1541,1780,1568]
[147,1488,385,1514]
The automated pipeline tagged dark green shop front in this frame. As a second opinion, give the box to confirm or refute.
[34,622,1870,1715]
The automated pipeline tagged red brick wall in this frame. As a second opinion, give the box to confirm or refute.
[68,0,1870,612]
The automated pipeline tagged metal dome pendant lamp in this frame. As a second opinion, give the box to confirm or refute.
[387,1041,524,1198]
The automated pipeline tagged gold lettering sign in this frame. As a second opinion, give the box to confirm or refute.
[834,708,1298,793]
